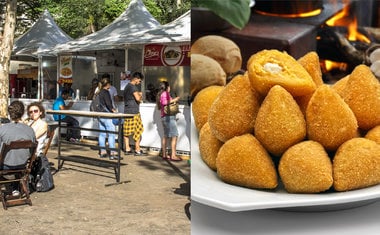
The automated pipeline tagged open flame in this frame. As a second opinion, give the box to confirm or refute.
[325,3,370,43]
[322,2,370,73]
[255,8,321,18]
[321,60,347,73]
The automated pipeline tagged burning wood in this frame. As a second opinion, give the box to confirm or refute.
[317,26,369,66]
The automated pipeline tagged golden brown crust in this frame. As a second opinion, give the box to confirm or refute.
[331,75,349,98]
[190,54,226,98]
[191,35,242,74]
[342,64,380,130]
[208,74,260,142]
[306,84,358,151]
[199,122,224,171]
[192,86,224,131]
[295,51,324,115]
[279,140,333,193]
[333,138,380,191]
[216,134,278,189]
[365,125,380,145]
[247,49,316,97]
[297,51,324,87]
[254,85,306,156]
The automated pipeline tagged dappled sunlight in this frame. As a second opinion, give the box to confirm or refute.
[13,10,72,57]
[53,0,161,53]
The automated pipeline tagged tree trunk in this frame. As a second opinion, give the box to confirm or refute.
[0,0,17,118]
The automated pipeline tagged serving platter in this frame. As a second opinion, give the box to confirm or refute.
[190,113,380,212]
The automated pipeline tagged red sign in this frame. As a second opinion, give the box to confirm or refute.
[144,44,190,66]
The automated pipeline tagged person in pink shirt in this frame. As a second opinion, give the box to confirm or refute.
[157,81,182,161]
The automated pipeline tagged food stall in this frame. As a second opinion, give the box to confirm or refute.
[10,9,73,100]
[11,0,191,155]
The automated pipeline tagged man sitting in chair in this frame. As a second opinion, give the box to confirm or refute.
[0,101,36,196]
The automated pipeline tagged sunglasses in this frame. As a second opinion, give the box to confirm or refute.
[29,109,39,114]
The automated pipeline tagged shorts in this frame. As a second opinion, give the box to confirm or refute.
[161,115,178,138]
[123,113,144,142]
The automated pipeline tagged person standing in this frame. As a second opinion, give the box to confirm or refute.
[123,72,146,156]
[157,81,182,161]
[96,77,121,160]
[52,89,81,142]
[87,78,99,100]
[101,73,118,108]
[26,102,48,156]
[120,70,131,91]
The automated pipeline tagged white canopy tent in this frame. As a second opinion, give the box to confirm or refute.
[53,0,161,55]
[12,9,72,58]
[125,10,190,46]
[11,9,73,99]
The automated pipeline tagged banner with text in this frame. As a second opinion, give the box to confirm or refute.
[58,56,73,84]
[143,44,190,66]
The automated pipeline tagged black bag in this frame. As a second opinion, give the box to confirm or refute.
[90,94,106,112]
[30,154,55,192]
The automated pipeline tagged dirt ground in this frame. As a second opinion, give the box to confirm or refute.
[0,144,191,235]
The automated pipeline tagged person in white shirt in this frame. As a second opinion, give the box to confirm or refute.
[26,102,48,156]
[120,70,131,91]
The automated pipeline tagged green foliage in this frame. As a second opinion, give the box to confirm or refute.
[154,0,191,24]
[192,0,251,30]
[1,0,190,39]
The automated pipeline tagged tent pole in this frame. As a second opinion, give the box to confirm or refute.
[56,55,60,98]
[124,48,129,70]
[38,55,42,100]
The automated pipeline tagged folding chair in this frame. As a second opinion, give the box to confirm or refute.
[0,140,38,210]
[43,124,58,156]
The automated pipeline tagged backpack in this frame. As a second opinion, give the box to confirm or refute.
[30,154,55,192]
[90,93,105,112]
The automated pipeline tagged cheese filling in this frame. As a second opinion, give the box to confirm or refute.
[263,63,283,74]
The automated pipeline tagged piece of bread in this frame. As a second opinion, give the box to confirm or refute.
[247,49,316,97]
[191,54,226,98]
[333,138,380,191]
[279,140,333,193]
[192,85,224,132]
[306,84,358,151]
[217,134,278,189]
[191,35,242,74]
[295,51,324,115]
[254,85,306,156]
[365,125,380,145]
[208,74,260,142]
[341,64,380,130]
[199,122,224,171]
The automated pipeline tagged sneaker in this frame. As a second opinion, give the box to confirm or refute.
[134,150,147,156]
[12,190,20,197]
[110,155,123,160]
[99,153,109,158]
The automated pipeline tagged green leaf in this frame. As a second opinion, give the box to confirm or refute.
[195,0,251,30]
